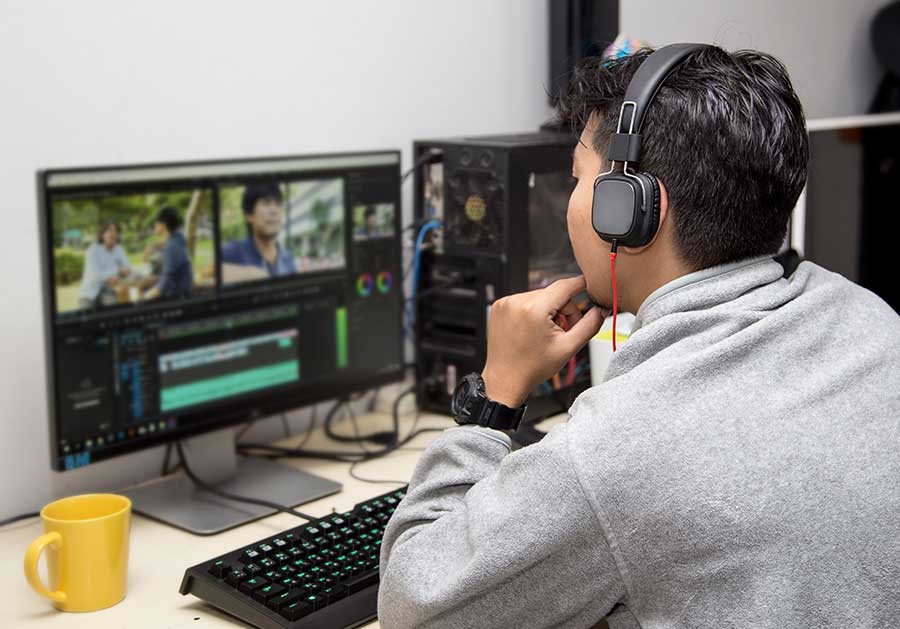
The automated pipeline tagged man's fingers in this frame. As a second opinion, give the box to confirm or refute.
[542,276,587,309]
[559,305,606,355]
[556,300,583,329]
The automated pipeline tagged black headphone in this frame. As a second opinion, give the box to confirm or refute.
[592,43,709,248]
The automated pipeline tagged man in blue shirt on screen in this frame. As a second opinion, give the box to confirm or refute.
[221,182,297,277]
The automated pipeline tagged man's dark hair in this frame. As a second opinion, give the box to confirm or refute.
[364,206,376,219]
[97,219,120,243]
[557,46,809,270]
[242,182,283,215]
[155,206,182,233]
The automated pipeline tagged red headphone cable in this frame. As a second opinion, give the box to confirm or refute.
[609,240,619,352]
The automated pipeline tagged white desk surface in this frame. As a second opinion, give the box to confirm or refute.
[1,410,464,628]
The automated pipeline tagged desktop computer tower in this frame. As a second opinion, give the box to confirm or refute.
[412,131,592,422]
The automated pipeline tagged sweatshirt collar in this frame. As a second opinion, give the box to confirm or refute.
[632,255,780,331]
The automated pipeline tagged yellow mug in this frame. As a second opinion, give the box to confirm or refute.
[24,493,131,612]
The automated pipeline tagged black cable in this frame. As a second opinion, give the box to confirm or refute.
[174,441,316,522]
[324,396,396,445]
[391,386,416,445]
[348,459,408,486]
[238,426,443,463]
[233,418,257,442]
[401,149,438,183]
[0,511,40,527]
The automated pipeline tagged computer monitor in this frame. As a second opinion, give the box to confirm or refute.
[38,151,404,533]
[790,112,900,312]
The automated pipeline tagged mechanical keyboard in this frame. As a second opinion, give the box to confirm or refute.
[180,486,405,628]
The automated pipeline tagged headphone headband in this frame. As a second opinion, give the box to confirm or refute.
[607,43,709,165]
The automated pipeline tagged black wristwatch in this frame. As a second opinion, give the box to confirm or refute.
[450,373,527,432]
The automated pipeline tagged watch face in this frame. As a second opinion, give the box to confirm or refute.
[451,373,481,421]
[450,378,470,419]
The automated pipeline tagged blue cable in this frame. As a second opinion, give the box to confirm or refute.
[406,220,442,336]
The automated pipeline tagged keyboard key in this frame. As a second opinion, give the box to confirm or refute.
[273,552,289,564]
[252,583,285,603]
[267,588,302,612]
[241,548,262,564]
[258,543,274,556]
[259,557,276,569]
[305,594,326,611]
[238,576,268,595]
[245,562,263,574]
[280,600,312,621]
[346,569,379,593]
[322,584,348,603]
[271,537,288,549]
[207,560,229,578]
[225,569,247,587]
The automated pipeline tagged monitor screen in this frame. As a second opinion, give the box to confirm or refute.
[39,152,404,470]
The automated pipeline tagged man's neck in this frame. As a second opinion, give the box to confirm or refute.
[618,252,693,314]
[253,234,279,263]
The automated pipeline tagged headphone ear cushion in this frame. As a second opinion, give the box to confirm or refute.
[638,172,661,245]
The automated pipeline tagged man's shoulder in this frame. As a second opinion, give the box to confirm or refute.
[221,238,251,262]
[795,261,899,327]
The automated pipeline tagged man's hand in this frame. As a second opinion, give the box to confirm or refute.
[482,276,607,408]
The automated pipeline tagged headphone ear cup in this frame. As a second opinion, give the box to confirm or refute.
[636,172,661,246]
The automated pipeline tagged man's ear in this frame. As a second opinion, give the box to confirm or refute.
[621,176,669,254]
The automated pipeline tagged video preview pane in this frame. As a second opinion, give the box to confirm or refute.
[352,202,396,241]
[219,178,346,286]
[51,189,215,314]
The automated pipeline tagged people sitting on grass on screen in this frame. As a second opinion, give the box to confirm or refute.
[355,206,383,239]
[144,206,193,301]
[78,220,131,309]
[221,183,297,278]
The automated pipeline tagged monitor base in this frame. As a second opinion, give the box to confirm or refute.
[122,428,341,535]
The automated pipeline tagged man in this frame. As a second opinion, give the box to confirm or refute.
[378,46,900,627]
[221,182,297,277]
[78,219,131,308]
[144,206,193,300]
[356,205,382,239]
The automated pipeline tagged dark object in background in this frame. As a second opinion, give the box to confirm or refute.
[872,1,900,77]
[860,1,900,312]
[548,0,619,106]
[411,131,592,426]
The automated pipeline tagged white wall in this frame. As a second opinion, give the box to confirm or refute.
[0,0,553,519]
[622,0,890,119]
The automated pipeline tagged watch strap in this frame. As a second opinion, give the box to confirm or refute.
[469,396,527,431]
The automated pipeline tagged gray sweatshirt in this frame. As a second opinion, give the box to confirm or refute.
[379,258,900,628]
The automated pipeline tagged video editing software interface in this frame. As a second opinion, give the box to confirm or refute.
[41,153,403,470]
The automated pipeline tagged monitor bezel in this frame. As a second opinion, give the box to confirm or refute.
[37,150,404,471]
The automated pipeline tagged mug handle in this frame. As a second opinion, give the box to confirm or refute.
[24,531,67,603]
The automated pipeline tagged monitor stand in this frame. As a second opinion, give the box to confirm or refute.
[121,428,341,535]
